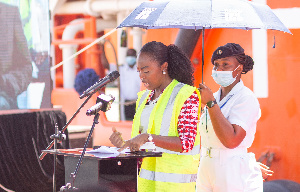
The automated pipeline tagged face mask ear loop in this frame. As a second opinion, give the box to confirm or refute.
[233,65,241,78]
[233,65,241,72]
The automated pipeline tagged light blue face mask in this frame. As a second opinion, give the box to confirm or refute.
[211,65,240,87]
[126,56,136,66]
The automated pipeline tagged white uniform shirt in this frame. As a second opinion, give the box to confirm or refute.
[119,64,141,101]
[200,80,261,149]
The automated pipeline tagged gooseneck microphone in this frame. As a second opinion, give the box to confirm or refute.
[80,70,120,99]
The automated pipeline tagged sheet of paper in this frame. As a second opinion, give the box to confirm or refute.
[87,146,130,155]
[87,146,120,154]
[140,142,156,150]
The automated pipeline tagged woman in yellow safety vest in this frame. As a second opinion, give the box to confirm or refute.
[110,41,201,192]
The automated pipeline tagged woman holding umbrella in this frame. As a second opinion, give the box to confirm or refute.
[110,41,201,191]
[196,43,263,191]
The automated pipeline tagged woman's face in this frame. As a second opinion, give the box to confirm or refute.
[213,56,242,77]
[137,53,166,90]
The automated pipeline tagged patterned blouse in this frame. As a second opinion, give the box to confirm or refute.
[147,90,199,152]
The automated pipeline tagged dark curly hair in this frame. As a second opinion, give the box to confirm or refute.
[139,41,194,86]
[234,54,254,74]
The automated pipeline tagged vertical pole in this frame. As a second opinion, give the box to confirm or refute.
[53,123,58,192]
[202,28,205,83]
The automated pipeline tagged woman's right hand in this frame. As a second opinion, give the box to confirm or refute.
[198,83,215,105]
[119,133,149,152]
[109,127,124,148]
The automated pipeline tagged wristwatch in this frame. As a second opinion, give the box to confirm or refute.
[206,100,217,108]
[148,134,153,142]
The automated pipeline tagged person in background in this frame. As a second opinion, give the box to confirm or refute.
[110,41,201,191]
[0,2,32,109]
[119,48,141,120]
[196,43,263,191]
[74,68,99,96]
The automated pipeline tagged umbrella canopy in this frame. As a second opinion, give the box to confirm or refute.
[117,0,291,34]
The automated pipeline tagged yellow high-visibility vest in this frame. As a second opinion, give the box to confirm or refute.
[132,79,201,192]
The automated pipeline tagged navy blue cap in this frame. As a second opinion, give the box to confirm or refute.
[211,43,245,64]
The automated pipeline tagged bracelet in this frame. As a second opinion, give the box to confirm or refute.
[148,134,153,142]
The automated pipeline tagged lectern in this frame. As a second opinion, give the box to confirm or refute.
[43,148,162,192]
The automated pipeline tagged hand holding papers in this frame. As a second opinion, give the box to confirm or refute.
[87,142,156,158]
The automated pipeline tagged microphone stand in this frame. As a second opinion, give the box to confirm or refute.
[39,93,94,192]
[39,72,117,191]
[60,113,100,191]
[39,93,93,160]
[50,123,66,192]
[60,93,115,191]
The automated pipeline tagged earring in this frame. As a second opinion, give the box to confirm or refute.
[162,71,166,75]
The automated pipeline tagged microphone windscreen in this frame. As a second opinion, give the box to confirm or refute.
[109,70,120,81]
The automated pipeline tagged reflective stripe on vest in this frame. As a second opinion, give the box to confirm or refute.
[139,169,198,183]
[137,89,149,112]
[159,82,183,136]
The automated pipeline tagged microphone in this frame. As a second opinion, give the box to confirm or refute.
[80,70,120,99]
[86,94,115,116]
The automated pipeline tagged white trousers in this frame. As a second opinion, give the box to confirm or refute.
[196,148,263,192]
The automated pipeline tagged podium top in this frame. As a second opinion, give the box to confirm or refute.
[42,148,162,160]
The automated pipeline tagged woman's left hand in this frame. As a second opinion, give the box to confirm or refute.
[109,127,124,148]
[118,133,149,152]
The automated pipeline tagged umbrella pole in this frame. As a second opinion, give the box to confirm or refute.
[201,28,205,84]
